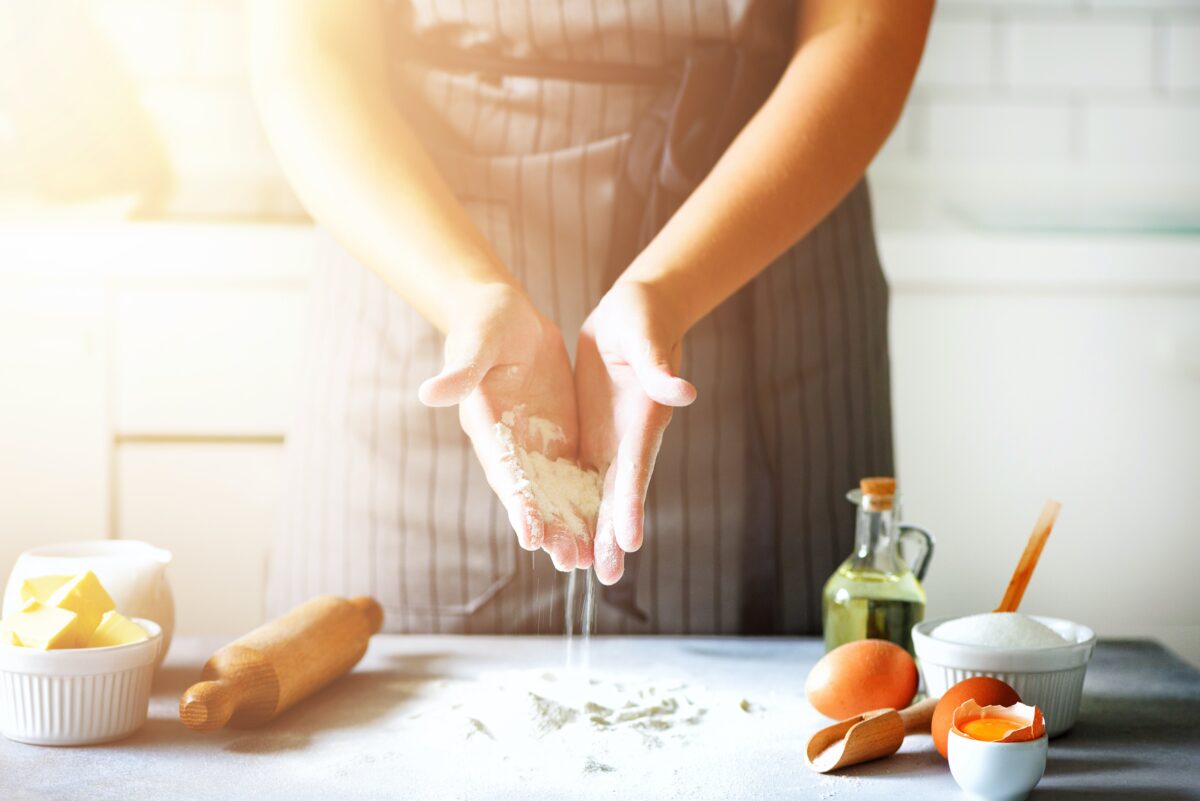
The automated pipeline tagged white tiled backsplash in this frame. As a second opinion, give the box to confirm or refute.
[16,0,1200,220]
[879,0,1200,177]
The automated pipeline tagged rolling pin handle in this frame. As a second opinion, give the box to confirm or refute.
[179,679,242,732]
[350,596,384,634]
[899,696,939,734]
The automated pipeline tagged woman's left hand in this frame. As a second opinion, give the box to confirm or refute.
[576,281,697,585]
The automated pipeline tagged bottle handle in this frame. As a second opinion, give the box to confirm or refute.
[898,524,935,582]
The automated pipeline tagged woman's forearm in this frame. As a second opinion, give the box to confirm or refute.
[247,0,519,333]
[619,0,933,333]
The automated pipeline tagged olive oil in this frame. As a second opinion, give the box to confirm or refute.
[820,477,934,655]
[822,563,926,654]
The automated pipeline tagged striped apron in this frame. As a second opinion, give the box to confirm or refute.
[266,0,895,635]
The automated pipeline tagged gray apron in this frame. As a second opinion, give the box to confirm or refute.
[266,0,894,635]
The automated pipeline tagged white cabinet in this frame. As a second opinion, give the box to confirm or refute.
[116,444,285,635]
[883,232,1200,664]
[0,223,312,637]
[0,281,109,572]
[115,286,306,435]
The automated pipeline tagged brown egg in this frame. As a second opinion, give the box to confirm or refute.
[804,640,919,720]
[932,677,1022,758]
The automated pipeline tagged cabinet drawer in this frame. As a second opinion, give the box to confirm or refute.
[116,444,283,635]
[115,286,307,434]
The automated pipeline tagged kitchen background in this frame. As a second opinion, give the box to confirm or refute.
[1,1,1197,663]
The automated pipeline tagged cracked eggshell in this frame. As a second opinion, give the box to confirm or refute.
[951,699,1046,743]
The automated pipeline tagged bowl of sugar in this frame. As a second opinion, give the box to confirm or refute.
[913,613,1095,737]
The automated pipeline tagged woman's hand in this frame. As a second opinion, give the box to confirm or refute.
[419,283,590,570]
[576,281,697,585]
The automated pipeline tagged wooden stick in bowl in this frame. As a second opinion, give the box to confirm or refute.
[995,499,1061,614]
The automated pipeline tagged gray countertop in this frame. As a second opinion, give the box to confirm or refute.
[2,636,1198,801]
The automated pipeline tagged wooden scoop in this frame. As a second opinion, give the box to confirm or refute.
[805,697,938,773]
[995,499,1061,613]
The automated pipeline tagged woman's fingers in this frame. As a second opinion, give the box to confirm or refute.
[459,398,546,550]
[418,365,477,407]
[624,342,697,408]
[419,334,499,408]
[504,494,544,552]
[541,520,579,571]
[593,463,625,585]
[611,405,671,553]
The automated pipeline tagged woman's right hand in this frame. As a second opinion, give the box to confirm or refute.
[418,283,590,571]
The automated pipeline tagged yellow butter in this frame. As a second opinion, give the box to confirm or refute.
[87,610,147,648]
[5,602,85,649]
[47,570,115,642]
[19,575,72,604]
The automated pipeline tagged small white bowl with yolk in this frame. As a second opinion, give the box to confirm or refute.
[0,618,162,745]
[948,727,1048,801]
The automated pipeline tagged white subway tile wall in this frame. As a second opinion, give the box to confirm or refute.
[884,0,1200,176]
[1167,20,1200,89]
[1005,17,1155,91]
[79,0,1200,219]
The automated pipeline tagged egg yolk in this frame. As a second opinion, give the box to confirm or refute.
[961,718,1026,742]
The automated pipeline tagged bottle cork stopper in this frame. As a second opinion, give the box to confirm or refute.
[860,477,896,510]
[860,477,896,496]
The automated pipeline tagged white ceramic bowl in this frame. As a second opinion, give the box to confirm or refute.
[913,615,1095,737]
[3,540,175,666]
[0,618,162,745]
[948,729,1048,801]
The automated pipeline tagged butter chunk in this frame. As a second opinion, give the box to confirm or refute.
[47,570,115,642]
[46,568,115,642]
[19,575,73,604]
[87,611,148,648]
[5,602,85,649]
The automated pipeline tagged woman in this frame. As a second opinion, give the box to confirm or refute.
[249,0,931,635]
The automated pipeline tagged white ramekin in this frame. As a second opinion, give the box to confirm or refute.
[0,618,162,745]
[948,729,1048,801]
[913,615,1095,738]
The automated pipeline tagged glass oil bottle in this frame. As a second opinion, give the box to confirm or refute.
[822,477,934,655]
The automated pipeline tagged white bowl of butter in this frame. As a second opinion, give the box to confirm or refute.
[0,571,162,745]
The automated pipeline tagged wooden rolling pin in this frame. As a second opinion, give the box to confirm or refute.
[179,595,383,731]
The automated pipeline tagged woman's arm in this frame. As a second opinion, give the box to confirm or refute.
[249,0,591,570]
[247,0,516,334]
[619,0,934,332]
[578,0,932,584]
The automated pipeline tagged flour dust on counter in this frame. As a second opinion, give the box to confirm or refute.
[274,665,783,796]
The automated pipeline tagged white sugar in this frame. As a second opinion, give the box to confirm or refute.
[932,612,1070,649]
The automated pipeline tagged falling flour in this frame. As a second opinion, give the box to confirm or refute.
[494,407,603,542]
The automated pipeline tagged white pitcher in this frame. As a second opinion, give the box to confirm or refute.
[3,540,174,666]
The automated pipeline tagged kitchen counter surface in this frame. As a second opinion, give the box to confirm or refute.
[3,636,1197,801]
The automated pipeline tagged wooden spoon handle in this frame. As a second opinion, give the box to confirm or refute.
[995,499,1061,614]
[899,696,939,734]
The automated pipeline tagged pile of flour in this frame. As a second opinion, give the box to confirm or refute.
[494,407,602,540]
[407,670,728,774]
